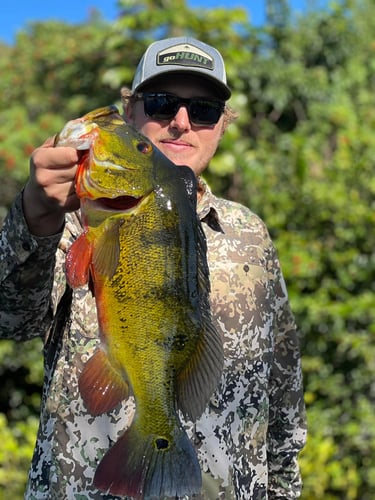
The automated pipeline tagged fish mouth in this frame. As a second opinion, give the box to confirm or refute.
[95,195,143,211]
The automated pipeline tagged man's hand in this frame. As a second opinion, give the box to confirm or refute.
[23,136,82,236]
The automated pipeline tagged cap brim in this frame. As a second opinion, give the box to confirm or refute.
[134,69,231,100]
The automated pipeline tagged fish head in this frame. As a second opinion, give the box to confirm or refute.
[57,105,198,231]
[57,105,155,198]
[56,106,171,223]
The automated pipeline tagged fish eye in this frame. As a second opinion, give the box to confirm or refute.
[137,141,152,154]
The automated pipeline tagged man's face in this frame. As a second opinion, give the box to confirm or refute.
[126,75,226,176]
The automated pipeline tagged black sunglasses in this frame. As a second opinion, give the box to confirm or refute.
[136,92,225,126]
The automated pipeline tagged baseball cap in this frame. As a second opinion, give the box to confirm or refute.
[132,37,231,100]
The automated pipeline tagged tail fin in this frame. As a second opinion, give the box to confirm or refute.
[94,421,201,499]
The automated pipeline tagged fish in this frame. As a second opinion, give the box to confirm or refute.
[55,106,224,499]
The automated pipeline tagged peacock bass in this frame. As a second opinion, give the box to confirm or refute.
[55,106,223,499]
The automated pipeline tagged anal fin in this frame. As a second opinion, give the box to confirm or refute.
[79,349,129,415]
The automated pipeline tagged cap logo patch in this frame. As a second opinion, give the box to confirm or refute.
[157,43,214,71]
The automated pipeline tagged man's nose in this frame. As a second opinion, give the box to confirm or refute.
[169,105,191,131]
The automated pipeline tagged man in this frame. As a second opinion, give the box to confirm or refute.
[0,37,306,498]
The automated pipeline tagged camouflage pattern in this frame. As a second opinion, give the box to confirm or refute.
[0,181,307,499]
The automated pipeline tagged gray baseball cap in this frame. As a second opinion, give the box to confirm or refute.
[132,37,231,100]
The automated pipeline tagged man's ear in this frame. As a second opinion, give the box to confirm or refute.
[123,103,133,124]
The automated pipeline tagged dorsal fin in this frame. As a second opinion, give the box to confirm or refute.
[176,219,224,420]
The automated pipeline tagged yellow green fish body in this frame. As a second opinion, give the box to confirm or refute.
[56,106,223,498]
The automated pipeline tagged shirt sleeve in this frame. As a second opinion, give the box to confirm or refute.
[0,191,63,341]
[266,246,307,498]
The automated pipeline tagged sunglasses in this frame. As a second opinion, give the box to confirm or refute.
[136,92,225,126]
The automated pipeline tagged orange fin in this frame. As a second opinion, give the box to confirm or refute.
[66,232,93,288]
[92,220,122,279]
[79,349,129,415]
[94,422,202,498]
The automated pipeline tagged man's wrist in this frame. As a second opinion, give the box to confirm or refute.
[22,187,65,237]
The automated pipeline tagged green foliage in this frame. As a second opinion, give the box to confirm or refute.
[0,414,39,498]
[0,0,374,497]
[0,17,122,205]
[0,339,43,496]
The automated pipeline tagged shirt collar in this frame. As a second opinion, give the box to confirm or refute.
[197,177,224,233]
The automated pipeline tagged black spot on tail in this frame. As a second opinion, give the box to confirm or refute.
[155,438,169,450]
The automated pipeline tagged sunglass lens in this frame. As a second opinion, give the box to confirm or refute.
[190,100,222,125]
[144,95,178,120]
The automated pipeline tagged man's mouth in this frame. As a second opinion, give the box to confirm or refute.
[160,139,193,150]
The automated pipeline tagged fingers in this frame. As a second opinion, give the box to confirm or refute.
[23,139,82,235]
[31,142,80,171]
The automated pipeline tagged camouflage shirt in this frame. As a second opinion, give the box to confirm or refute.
[0,181,307,499]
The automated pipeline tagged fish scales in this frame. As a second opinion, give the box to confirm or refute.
[55,106,224,499]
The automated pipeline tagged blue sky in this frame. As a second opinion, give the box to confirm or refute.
[1,0,329,45]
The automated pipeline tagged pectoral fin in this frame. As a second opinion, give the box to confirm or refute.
[92,220,122,279]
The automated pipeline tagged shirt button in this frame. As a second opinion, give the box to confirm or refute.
[22,241,31,251]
